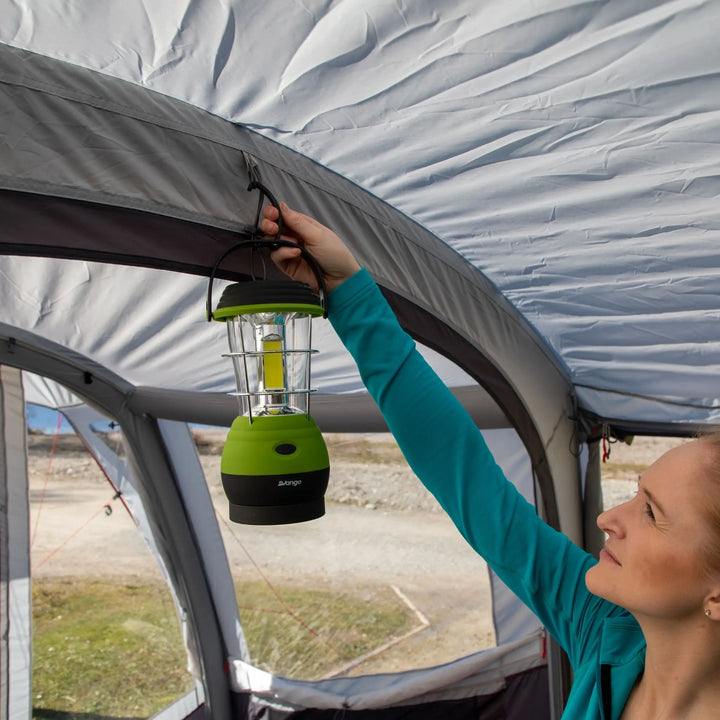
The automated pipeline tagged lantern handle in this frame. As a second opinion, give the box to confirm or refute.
[206,238,328,321]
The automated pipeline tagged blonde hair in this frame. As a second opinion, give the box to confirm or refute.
[695,432,720,577]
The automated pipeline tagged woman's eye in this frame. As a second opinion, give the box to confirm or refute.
[644,503,656,521]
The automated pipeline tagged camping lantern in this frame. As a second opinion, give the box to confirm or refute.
[208,240,329,525]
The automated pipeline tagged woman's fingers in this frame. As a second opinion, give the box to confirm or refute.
[260,202,361,292]
[259,209,283,239]
[269,246,303,277]
[270,246,302,261]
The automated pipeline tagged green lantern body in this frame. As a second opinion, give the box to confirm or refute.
[221,414,329,524]
[213,279,330,524]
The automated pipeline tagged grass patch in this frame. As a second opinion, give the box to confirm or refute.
[33,577,413,718]
[237,582,413,678]
[33,578,192,719]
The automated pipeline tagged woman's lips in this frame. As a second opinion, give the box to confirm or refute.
[600,547,621,566]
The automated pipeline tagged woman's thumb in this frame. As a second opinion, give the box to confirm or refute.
[279,202,300,228]
[280,202,322,241]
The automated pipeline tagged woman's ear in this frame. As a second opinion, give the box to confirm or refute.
[703,589,720,621]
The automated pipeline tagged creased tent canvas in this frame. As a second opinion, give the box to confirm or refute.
[1,1,719,719]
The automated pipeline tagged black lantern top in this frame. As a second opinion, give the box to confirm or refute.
[213,279,324,321]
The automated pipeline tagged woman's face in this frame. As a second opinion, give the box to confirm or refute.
[585,441,718,620]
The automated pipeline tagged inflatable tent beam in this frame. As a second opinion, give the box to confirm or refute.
[0,365,31,720]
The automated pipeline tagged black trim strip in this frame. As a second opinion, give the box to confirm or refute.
[0,189,274,282]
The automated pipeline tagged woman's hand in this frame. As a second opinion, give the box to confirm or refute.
[260,202,361,293]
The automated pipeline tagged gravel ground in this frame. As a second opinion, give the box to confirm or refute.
[200,441,441,515]
[202,431,685,515]
[27,430,686,521]
[27,429,688,520]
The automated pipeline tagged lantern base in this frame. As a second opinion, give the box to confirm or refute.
[221,413,330,525]
[227,489,326,525]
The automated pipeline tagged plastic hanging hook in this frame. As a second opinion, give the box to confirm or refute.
[242,151,283,243]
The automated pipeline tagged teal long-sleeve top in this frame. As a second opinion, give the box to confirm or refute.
[328,269,647,720]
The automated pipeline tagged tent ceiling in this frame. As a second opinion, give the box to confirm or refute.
[1,0,720,431]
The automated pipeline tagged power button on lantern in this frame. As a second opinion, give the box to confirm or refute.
[275,443,297,456]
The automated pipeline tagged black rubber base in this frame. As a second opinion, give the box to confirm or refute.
[222,465,329,525]
[228,497,325,525]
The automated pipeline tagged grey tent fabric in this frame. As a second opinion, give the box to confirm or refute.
[0,365,31,720]
[0,44,579,539]
[2,1,719,430]
[2,2,720,718]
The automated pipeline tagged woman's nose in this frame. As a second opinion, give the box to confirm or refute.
[597,501,626,537]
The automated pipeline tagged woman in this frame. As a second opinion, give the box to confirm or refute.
[260,202,720,719]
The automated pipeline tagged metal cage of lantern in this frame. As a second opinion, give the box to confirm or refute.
[206,240,327,424]
[225,308,317,423]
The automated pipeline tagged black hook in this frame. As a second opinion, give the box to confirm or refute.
[207,157,327,319]
[242,151,283,242]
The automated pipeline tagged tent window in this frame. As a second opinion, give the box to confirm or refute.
[27,409,197,718]
[196,428,496,679]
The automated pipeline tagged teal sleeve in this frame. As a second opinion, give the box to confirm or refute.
[328,269,614,668]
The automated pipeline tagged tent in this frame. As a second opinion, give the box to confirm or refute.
[1,1,719,718]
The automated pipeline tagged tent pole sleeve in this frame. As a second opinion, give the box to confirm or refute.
[0,365,31,720]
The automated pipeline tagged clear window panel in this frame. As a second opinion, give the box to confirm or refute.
[196,428,495,679]
[29,411,196,718]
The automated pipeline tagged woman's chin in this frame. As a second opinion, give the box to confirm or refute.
[584,564,606,599]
